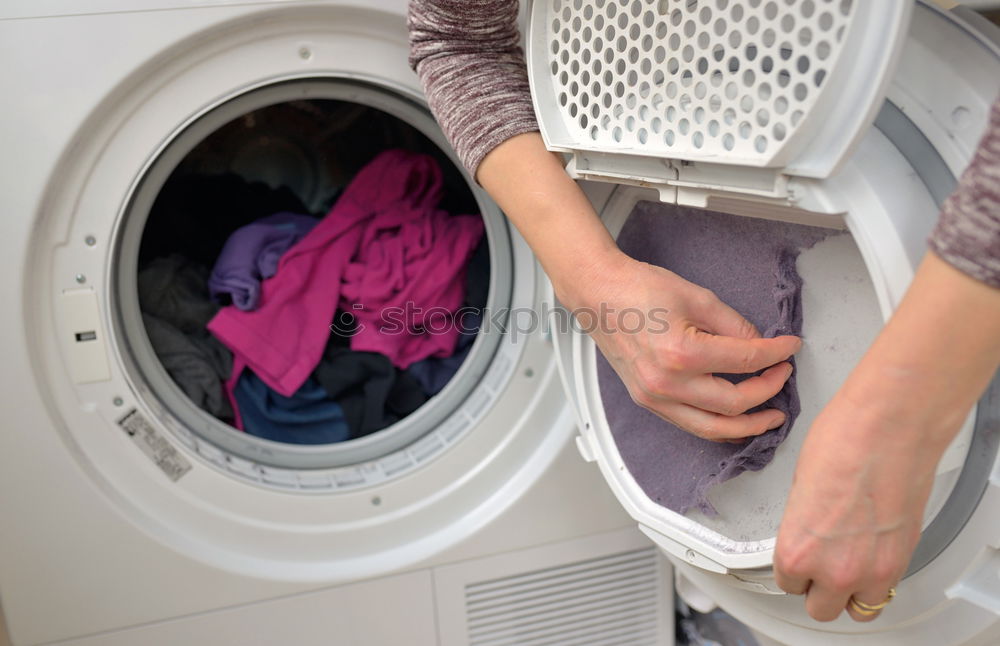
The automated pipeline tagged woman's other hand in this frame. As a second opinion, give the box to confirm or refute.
[774,388,932,622]
[775,252,1000,622]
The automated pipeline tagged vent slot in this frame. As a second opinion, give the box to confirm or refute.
[465,548,665,646]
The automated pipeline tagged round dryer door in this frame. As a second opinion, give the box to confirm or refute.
[24,2,574,585]
[541,2,1000,644]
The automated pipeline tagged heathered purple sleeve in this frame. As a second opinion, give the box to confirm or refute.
[929,95,1000,287]
[407,0,540,180]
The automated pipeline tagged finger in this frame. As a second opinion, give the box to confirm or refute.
[774,570,811,596]
[681,362,794,416]
[805,583,852,623]
[654,402,786,441]
[845,603,882,623]
[845,585,896,623]
[690,294,761,340]
[773,553,811,596]
[687,330,802,375]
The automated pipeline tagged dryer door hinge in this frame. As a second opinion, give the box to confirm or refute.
[566,152,791,208]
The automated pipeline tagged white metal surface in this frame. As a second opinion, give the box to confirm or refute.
[0,2,642,645]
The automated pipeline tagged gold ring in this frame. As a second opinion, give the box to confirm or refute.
[849,588,896,615]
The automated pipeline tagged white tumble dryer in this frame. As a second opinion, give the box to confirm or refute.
[526,1,1000,645]
[1,2,1000,646]
[0,2,668,645]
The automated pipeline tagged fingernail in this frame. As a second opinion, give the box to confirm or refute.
[768,413,786,430]
[784,362,794,378]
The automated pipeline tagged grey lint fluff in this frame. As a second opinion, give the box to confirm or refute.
[596,202,832,516]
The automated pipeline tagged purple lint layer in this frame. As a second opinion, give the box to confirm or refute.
[596,202,834,516]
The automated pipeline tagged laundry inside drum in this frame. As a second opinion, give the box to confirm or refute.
[595,200,886,543]
[119,82,505,468]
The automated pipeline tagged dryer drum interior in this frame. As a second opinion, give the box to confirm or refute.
[111,79,515,477]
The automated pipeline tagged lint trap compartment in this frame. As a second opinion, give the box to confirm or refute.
[557,188,978,578]
[533,0,987,580]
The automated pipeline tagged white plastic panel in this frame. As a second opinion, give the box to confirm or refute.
[57,288,112,383]
[53,570,438,646]
[528,0,912,197]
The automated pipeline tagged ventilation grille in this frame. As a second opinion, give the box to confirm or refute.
[537,0,855,161]
[464,548,664,646]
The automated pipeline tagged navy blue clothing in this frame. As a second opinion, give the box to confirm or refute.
[407,312,480,396]
[234,372,350,444]
[314,346,427,438]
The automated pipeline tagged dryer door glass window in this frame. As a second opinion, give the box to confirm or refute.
[112,79,516,479]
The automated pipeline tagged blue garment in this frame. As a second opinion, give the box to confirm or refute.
[406,313,480,396]
[234,372,350,444]
[208,212,318,311]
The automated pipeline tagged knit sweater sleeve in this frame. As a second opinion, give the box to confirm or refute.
[928,94,1000,288]
[408,0,540,180]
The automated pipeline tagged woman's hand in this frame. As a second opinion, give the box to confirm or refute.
[775,252,1000,622]
[563,253,800,440]
[774,389,934,622]
[478,132,799,440]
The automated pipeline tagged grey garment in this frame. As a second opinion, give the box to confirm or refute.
[143,314,233,418]
[139,254,233,418]
[138,254,220,332]
[676,597,761,646]
[597,202,831,516]
[929,94,1000,288]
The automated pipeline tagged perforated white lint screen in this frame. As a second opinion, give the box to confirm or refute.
[528,0,911,178]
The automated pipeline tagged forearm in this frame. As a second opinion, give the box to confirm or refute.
[835,251,1000,462]
[477,132,626,309]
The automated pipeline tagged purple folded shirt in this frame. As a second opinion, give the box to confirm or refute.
[208,212,318,311]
